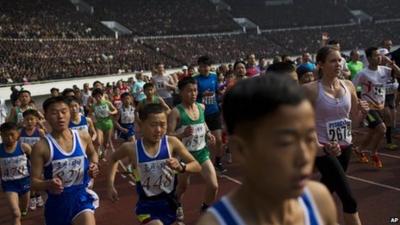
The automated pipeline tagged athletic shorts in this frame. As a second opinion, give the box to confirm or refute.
[45,188,99,225]
[1,177,30,195]
[385,94,396,109]
[365,110,384,129]
[95,118,113,132]
[136,197,178,225]
[190,148,210,165]
[163,97,174,109]
[205,112,222,131]
[118,123,135,140]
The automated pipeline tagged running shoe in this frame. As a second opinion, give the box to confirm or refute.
[385,143,398,150]
[214,162,227,174]
[21,210,28,217]
[29,197,37,211]
[36,195,44,207]
[354,150,369,163]
[371,154,383,168]
[176,206,184,222]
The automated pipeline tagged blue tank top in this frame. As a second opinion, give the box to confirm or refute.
[135,136,176,199]
[208,187,323,225]
[19,128,41,146]
[0,142,30,182]
[69,115,89,132]
[195,73,220,115]
[43,130,90,193]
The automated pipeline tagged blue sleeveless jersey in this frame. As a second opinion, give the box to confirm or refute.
[135,136,176,199]
[0,142,30,182]
[208,187,323,225]
[19,127,41,146]
[69,115,89,132]
[44,129,90,193]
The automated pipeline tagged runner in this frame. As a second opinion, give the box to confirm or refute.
[114,92,136,143]
[353,47,400,167]
[303,46,366,225]
[136,83,171,120]
[0,122,32,225]
[197,75,337,225]
[167,77,218,221]
[89,88,118,160]
[7,90,43,128]
[151,62,176,108]
[19,109,46,211]
[194,56,225,173]
[67,96,97,142]
[107,103,201,225]
[30,96,99,225]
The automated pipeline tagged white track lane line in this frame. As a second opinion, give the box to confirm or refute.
[219,174,242,185]
[347,175,400,192]
[379,152,400,160]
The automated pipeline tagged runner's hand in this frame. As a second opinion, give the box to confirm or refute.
[47,178,64,194]
[89,162,99,178]
[182,126,193,138]
[108,186,119,202]
[324,142,341,157]
[207,132,216,146]
[166,158,182,172]
[121,128,129,134]
[358,100,369,114]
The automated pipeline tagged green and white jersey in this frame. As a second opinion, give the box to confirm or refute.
[176,103,207,152]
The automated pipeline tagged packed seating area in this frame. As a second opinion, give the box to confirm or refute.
[345,0,400,20]
[87,0,239,35]
[0,0,111,38]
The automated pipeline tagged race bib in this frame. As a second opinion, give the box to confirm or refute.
[326,119,352,143]
[202,94,216,105]
[51,156,85,187]
[181,124,207,151]
[139,159,174,197]
[374,85,385,98]
[156,81,165,89]
[94,104,109,118]
[121,108,135,124]
[0,155,29,181]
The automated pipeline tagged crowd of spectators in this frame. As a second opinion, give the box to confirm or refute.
[0,0,111,38]
[87,0,239,35]
[344,0,400,20]
[0,39,177,83]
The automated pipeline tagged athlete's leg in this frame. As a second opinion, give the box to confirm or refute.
[370,123,386,155]
[5,192,22,225]
[200,159,218,207]
[144,220,163,225]
[72,211,96,225]
[19,191,30,215]
[176,173,190,202]
[343,213,362,225]
[210,129,224,172]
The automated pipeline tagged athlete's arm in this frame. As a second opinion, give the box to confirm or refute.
[79,131,99,178]
[302,81,318,107]
[86,117,97,141]
[167,136,201,173]
[113,110,126,132]
[166,108,184,139]
[158,97,171,114]
[345,80,367,129]
[21,143,32,156]
[107,142,136,201]
[38,128,46,138]
[196,212,220,225]
[307,181,338,225]
[107,101,118,115]
[31,139,63,194]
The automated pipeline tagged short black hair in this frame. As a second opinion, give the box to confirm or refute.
[0,122,18,133]
[92,88,104,97]
[93,80,102,87]
[43,96,68,113]
[138,103,165,121]
[23,109,40,118]
[66,96,81,105]
[267,61,296,73]
[222,75,306,135]
[365,47,378,58]
[178,77,197,91]
[328,39,340,45]
[121,92,131,99]
[18,90,31,98]
[50,87,59,93]
[62,88,75,97]
[233,61,246,70]
[197,55,213,66]
[143,83,155,90]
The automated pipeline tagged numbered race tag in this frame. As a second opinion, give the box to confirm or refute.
[0,155,29,181]
[374,85,385,98]
[202,94,216,105]
[52,156,84,187]
[95,104,109,118]
[139,159,174,197]
[180,124,207,151]
[156,81,165,89]
[326,119,352,143]
[121,108,135,124]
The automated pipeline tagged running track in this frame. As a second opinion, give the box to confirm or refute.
[1,132,399,225]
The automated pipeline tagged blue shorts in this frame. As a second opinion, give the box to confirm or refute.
[1,177,30,195]
[45,187,99,225]
[136,197,178,225]
[118,123,135,140]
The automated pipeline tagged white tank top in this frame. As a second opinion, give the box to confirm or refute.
[152,75,172,98]
[315,81,352,146]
